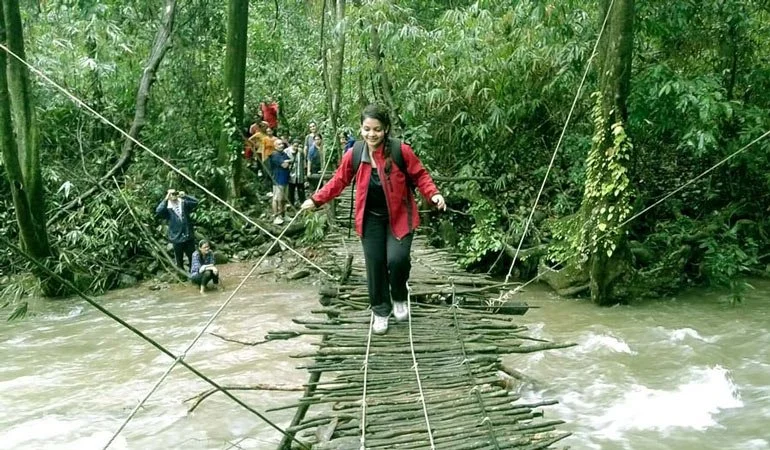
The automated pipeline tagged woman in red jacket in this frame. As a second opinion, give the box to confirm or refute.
[301,104,446,334]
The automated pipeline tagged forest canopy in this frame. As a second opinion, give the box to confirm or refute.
[1,0,768,308]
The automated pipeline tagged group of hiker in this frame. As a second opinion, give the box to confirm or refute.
[243,100,332,226]
[157,103,446,334]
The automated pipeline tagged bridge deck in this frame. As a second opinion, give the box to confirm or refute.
[272,193,572,449]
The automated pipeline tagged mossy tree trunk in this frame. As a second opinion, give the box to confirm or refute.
[216,0,248,200]
[579,0,635,306]
[1,0,62,296]
[321,0,346,152]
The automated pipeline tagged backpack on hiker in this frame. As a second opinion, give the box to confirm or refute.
[347,137,414,236]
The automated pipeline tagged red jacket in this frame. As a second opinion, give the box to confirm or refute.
[260,102,279,130]
[312,142,440,239]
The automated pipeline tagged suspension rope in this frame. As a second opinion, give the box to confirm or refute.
[508,126,770,295]
[0,42,331,279]
[449,287,501,450]
[503,0,616,283]
[411,253,504,447]
[359,312,374,450]
[105,114,341,444]
[104,211,304,449]
[0,235,310,450]
[405,283,436,449]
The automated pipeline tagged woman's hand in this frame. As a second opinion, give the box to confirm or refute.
[431,194,446,211]
[300,199,316,211]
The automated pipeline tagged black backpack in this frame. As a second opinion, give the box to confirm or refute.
[347,137,414,235]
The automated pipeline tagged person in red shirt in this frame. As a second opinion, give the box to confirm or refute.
[260,98,279,130]
[301,104,446,335]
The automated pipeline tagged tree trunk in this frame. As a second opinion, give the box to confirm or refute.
[579,0,635,306]
[370,23,405,131]
[1,0,60,296]
[223,0,249,199]
[47,0,178,225]
[329,0,346,137]
[214,0,248,200]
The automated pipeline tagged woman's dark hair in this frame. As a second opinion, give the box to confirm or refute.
[360,104,391,132]
[360,103,393,167]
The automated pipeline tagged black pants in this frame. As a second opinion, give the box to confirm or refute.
[191,269,219,287]
[361,212,413,317]
[173,239,195,270]
[288,182,305,205]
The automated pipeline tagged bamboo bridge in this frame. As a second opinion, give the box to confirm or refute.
[265,192,576,450]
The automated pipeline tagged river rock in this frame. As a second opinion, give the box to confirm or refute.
[117,274,138,289]
[287,269,311,280]
[215,252,230,264]
[312,437,358,450]
[257,242,281,256]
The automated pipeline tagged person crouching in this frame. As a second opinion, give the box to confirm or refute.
[190,240,222,293]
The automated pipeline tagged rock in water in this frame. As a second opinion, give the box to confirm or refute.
[287,269,311,280]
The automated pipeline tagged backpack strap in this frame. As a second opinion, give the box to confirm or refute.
[351,138,413,188]
[347,141,366,237]
[351,141,366,178]
[387,138,415,191]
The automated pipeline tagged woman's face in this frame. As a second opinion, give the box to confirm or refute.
[313,135,322,148]
[361,118,387,149]
[199,242,210,255]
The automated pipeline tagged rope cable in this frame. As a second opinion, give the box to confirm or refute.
[508,127,770,295]
[504,0,616,283]
[0,42,331,279]
[449,287,501,450]
[104,211,304,449]
[405,283,436,449]
[359,312,374,450]
[0,235,309,450]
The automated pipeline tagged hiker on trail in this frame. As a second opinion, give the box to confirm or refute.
[270,139,291,225]
[156,189,199,271]
[190,240,222,294]
[301,104,446,335]
[248,121,276,189]
[288,138,306,206]
[339,130,355,154]
[260,98,279,130]
[304,121,318,154]
[307,133,323,177]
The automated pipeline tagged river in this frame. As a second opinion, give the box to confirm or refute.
[1,264,768,449]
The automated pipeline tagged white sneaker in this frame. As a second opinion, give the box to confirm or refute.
[372,313,389,335]
[272,216,284,225]
[393,301,409,322]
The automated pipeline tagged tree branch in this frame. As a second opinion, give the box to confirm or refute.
[47,0,178,226]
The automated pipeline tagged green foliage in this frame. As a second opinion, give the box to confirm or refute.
[634,212,762,302]
[3,0,769,302]
[548,94,634,267]
[302,212,328,244]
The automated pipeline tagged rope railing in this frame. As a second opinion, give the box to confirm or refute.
[0,40,342,450]
[359,312,374,450]
[503,0,616,284]
[0,235,310,450]
[103,211,304,449]
[405,283,437,450]
[0,42,332,280]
